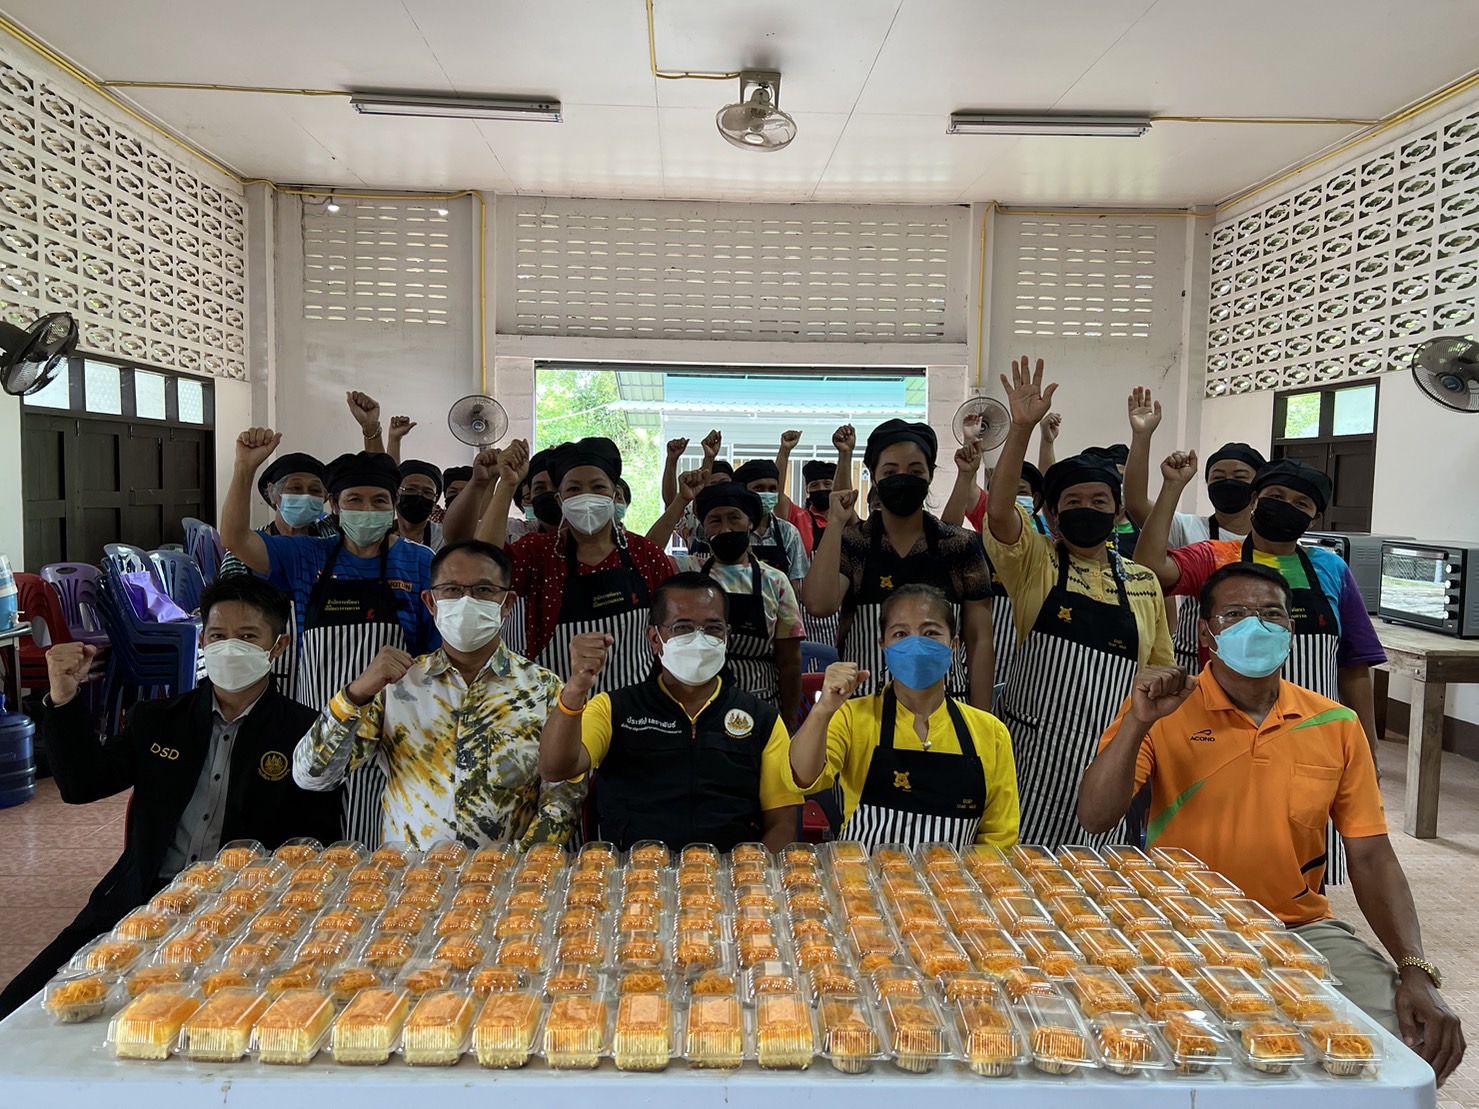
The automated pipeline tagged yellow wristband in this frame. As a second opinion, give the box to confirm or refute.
[556,694,586,716]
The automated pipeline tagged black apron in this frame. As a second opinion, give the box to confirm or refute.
[841,514,968,699]
[702,557,779,707]
[296,539,408,850]
[797,509,841,648]
[749,517,791,578]
[1000,543,1140,849]
[987,550,1018,691]
[844,686,987,849]
[534,530,653,692]
[1241,537,1346,885]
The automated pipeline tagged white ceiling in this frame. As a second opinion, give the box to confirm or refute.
[4,0,1478,206]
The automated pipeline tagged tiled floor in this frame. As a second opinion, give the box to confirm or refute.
[1,743,1477,1099]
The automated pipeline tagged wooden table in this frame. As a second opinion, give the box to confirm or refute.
[1375,622,1479,838]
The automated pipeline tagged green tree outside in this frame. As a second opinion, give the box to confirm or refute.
[535,369,664,532]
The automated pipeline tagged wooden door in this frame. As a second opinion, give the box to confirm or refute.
[1274,439,1374,532]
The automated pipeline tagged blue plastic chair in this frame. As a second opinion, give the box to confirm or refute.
[183,518,223,583]
[95,568,200,730]
[149,549,205,614]
[103,542,154,580]
[39,563,109,645]
[800,641,839,674]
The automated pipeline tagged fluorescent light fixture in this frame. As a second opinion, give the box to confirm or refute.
[350,93,562,123]
[948,112,1151,138]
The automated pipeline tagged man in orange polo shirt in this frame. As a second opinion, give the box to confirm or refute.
[1078,562,1464,1087]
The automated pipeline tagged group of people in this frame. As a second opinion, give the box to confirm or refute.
[0,367,1463,1086]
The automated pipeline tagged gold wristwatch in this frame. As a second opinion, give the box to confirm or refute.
[1397,956,1443,988]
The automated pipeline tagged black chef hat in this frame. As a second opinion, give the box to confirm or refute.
[1204,442,1267,478]
[1043,454,1123,511]
[257,451,325,506]
[325,451,402,498]
[710,459,734,479]
[1082,443,1130,468]
[864,419,938,473]
[550,437,622,485]
[399,459,443,497]
[802,459,836,484]
[442,465,473,486]
[695,482,763,528]
[1253,458,1331,515]
[732,459,780,486]
[1018,461,1044,499]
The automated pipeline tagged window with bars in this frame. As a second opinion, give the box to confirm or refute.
[500,199,965,342]
[302,200,455,325]
[1011,219,1158,338]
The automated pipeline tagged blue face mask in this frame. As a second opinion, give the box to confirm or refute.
[1015,495,1038,516]
[278,493,324,528]
[614,503,628,524]
[524,504,538,523]
[1211,617,1293,678]
[338,509,395,547]
[756,492,779,514]
[883,635,955,690]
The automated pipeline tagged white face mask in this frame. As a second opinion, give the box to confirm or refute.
[561,493,616,535]
[202,639,275,692]
[435,596,504,653]
[659,630,727,686]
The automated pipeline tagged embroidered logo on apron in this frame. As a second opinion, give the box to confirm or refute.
[724,709,755,738]
[893,770,912,791]
[879,575,894,590]
[258,751,289,782]
[1057,606,1073,622]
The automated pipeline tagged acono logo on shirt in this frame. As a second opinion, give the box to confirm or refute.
[1187,728,1217,743]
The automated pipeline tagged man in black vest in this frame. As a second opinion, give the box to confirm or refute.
[0,575,340,1018]
[537,572,802,851]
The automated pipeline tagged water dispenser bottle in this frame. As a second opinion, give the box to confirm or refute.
[0,694,36,809]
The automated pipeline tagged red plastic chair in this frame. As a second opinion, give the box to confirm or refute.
[796,671,825,728]
[15,572,74,691]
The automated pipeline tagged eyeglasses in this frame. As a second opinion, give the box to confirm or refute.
[1210,607,1292,628]
[398,486,438,499]
[659,620,729,640]
[431,584,507,601]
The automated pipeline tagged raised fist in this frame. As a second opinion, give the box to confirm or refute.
[818,661,869,711]
[345,645,415,706]
[388,415,417,442]
[346,391,381,431]
[236,427,281,471]
[46,641,98,707]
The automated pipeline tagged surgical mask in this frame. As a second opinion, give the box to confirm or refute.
[614,503,628,524]
[561,493,616,535]
[524,504,539,523]
[1211,617,1292,678]
[339,509,395,547]
[278,494,324,528]
[434,596,503,653]
[756,492,779,514]
[876,473,930,516]
[1055,507,1117,549]
[1015,495,1038,516]
[202,639,275,692]
[531,491,563,528]
[884,635,954,690]
[396,493,436,525]
[1207,479,1254,515]
[708,530,750,564]
[807,489,831,512]
[1252,497,1313,542]
[660,630,727,685]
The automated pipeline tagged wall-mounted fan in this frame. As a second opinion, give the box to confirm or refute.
[448,394,509,447]
[717,70,796,152]
[952,395,1011,449]
[0,312,77,396]
[1411,335,1479,413]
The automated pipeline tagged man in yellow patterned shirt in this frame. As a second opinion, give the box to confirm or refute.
[293,540,583,848]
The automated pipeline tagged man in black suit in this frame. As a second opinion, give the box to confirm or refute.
[0,574,341,1018]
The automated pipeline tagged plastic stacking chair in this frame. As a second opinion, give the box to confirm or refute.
[800,641,839,674]
[95,566,199,730]
[149,550,205,614]
[39,563,109,646]
[14,572,73,691]
[183,519,224,583]
[102,542,151,577]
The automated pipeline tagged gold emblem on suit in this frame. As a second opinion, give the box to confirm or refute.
[893,771,912,791]
[258,751,289,782]
[724,709,755,738]
[1057,606,1073,622]
[879,575,894,590]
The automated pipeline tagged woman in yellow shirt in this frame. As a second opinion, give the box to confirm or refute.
[787,584,1020,849]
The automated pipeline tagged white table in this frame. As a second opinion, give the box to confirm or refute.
[0,1001,1436,1109]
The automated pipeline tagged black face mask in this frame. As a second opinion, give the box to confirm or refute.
[531,491,563,528]
[807,489,831,512]
[876,473,930,516]
[707,530,751,564]
[443,493,458,509]
[1055,507,1117,549]
[1252,497,1314,542]
[396,494,435,525]
[1206,479,1254,515]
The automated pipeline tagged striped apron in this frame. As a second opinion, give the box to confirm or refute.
[1000,544,1140,849]
[844,686,986,849]
[1241,537,1347,885]
[501,595,529,658]
[296,540,405,850]
[987,551,1018,690]
[533,531,654,692]
[841,514,969,701]
[702,557,778,707]
[1173,516,1225,672]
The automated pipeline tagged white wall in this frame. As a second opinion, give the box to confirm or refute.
[0,393,21,569]
[1194,391,1274,513]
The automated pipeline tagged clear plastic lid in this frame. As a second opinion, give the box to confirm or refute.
[1008,844,1057,872]
[627,840,672,869]
[492,934,545,974]
[1064,965,1140,1017]
[1102,845,1155,871]
[1079,867,1139,902]
[422,840,468,868]
[1232,1018,1309,1070]
[1001,966,1059,1004]
[869,964,928,1002]
[794,934,846,972]
[220,934,290,974]
[1148,846,1205,875]
[617,969,669,994]
[1020,991,1100,1071]
[1048,893,1108,932]
[43,968,119,1023]
[201,969,259,998]
[612,990,675,1072]
[1124,965,1198,1006]
[541,991,610,1070]
[1015,927,1085,977]
[1028,867,1083,900]
[451,884,498,911]
[272,838,324,866]
[71,936,150,975]
[555,929,606,967]
[673,929,727,974]
[923,866,975,900]
[248,907,309,940]
[469,844,517,873]
[1183,869,1242,900]
[972,864,1032,898]
[1128,869,1185,899]
[220,883,277,914]
[234,857,293,889]
[289,860,341,888]
[1255,929,1332,977]
[1108,897,1173,937]
[398,988,475,1067]
[215,839,267,870]
[1195,965,1278,1021]
[953,992,1024,1074]
[681,842,724,872]
[329,986,410,1064]
[325,963,386,1004]
[962,844,1010,870]
[401,861,450,888]
[346,863,395,887]
[889,892,947,931]
[877,993,950,1070]
[1057,846,1105,874]
[832,862,878,897]
[728,840,772,868]
[181,986,269,1062]
[176,860,230,892]
[1217,896,1286,935]
[264,961,325,997]
[113,907,179,943]
[804,964,862,1001]
[1157,893,1222,933]
[148,884,204,916]
[496,907,545,938]
[905,930,972,978]
[313,907,371,938]
[468,965,528,997]
[376,905,430,936]
[433,906,488,938]
[504,882,552,912]
[938,970,1002,1004]
[1071,926,1141,973]
[342,882,392,913]
[616,931,667,971]
[816,992,886,1071]
[1264,966,1342,1023]
[958,926,1027,976]
[1134,928,1205,975]
[543,962,605,997]
[747,961,800,1000]
[1193,928,1268,975]
[368,841,417,870]
[868,843,915,875]
[737,932,785,970]
[457,860,504,888]
[317,840,368,870]
[1092,1012,1174,1073]
[194,904,251,940]
[993,895,1055,935]
[1159,1010,1234,1069]
[729,858,770,889]
[278,881,334,913]
[107,985,202,1060]
[555,903,603,938]
[362,932,422,973]
[567,878,614,913]
[1307,1019,1383,1071]
[296,928,357,966]
[836,890,885,925]
[124,965,194,999]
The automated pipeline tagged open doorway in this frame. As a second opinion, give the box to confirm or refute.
[533,362,928,533]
